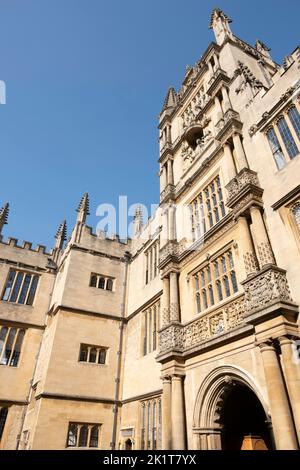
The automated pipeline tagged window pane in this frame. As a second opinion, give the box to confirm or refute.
[231,271,238,293]
[98,277,105,289]
[0,326,8,359]
[90,275,97,287]
[202,290,208,309]
[1,328,16,365]
[208,285,214,306]
[228,251,234,269]
[267,128,285,169]
[89,425,99,448]
[292,202,300,231]
[147,403,151,450]
[106,279,113,291]
[9,329,25,367]
[79,345,88,362]
[89,348,97,363]
[2,270,16,301]
[10,272,24,303]
[224,276,231,297]
[214,261,219,277]
[98,349,106,364]
[288,106,300,140]
[78,426,88,447]
[217,281,223,301]
[67,423,78,447]
[0,408,8,440]
[196,293,201,313]
[277,117,299,159]
[18,274,32,305]
[26,275,39,305]
[221,256,227,273]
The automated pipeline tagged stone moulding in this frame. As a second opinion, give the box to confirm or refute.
[241,266,294,316]
[226,168,264,216]
[158,296,245,355]
[215,109,242,143]
[160,184,176,203]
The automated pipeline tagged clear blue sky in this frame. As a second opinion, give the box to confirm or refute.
[0,0,299,249]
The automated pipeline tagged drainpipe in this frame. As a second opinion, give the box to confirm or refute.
[110,250,131,450]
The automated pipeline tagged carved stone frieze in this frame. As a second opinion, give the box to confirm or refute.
[159,297,245,355]
[159,240,186,266]
[242,266,293,314]
[226,168,260,201]
[243,252,259,276]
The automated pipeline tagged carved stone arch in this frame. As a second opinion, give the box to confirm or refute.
[192,365,271,449]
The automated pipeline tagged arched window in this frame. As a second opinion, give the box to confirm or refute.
[208,285,214,306]
[277,116,299,159]
[89,425,99,448]
[79,345,88,362]
[106,279,113,291]
[78,425,88,447]
[67,423,78,447]
[292,202,300,231]
[9,329,25,367]
[90,275,97,287]
[98,277,105,289]
[2,328,16,365]
[0,326,8,359]
[98,348,106,364]
[287,106,300,139]
[216,280,223,302]
[89,348,97,363]
[267,127,285,169]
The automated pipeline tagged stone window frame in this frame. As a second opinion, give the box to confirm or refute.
[140,396,162,450]
[78,343,108,366]
[0,325,26,367]
[145,238,160,285]
[188,173,226,242]
[66,422,101,448]
[89,273,115,292]
[1,268,39,306]
[265,102,300,169]
[192,246,239,315]
[141,299,160,356]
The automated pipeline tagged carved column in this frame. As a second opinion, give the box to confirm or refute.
[238,215,259,276]
[278,336,300,444]
[162,164,168,191]
[250,206,275,268]
[169,272,180,322]
[259,341,298,449]
[168,203,176,241]
[161,208,169,246]
[221,86,231,112]
[223,142,236,186]
[232,132,248,171]
[162,376,172,449]
[167,159,174,186]
[171,375,186,449]
[214,95,223,122]
[161,276,170,327]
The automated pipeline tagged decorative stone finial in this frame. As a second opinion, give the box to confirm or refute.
[133,205,143,235]
[161,87,177,113]
[76,192,90,224]
[0,202,9,235]
[209,8,234,45]
[54,219,67,250]
[255,40,272,60]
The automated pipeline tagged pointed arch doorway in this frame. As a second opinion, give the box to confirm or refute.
[193,366,274,450]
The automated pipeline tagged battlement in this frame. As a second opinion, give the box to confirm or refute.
[0,236,52,256]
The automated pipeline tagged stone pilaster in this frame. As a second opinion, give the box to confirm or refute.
[278,336,300,445]
[171,375,186,449]
[258,341,298,449]
[170,271,180,322]
[161,276,170,327]
[162,376,172,450]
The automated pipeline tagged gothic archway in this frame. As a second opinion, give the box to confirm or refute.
[193,366,274,450]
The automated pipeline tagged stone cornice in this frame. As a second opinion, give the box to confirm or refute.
[0,315,45,330]
[126,290,162,321]
[47,304,125,322]
[36,392,118,405]
[121,389,162,404]
[69,243,128,263]
[271,184,300,210]
[248,79,300,136]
